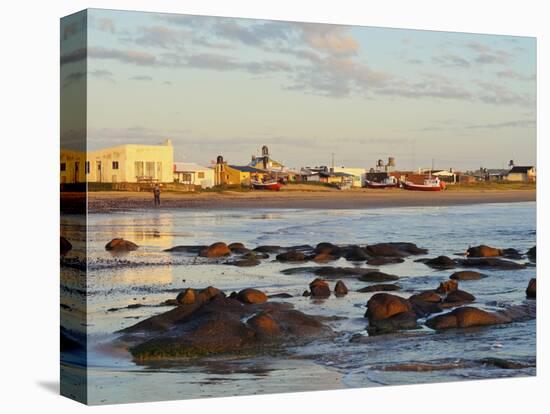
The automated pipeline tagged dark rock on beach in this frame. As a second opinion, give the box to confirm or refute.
[176,288,197,305]
[276,250,307,262]
[225,257,261,267]
[314,242,342,257]
[228,242,250,254]
[436,279,458,293]
[237,288,268,304]
[366,257,405,266]
[343,246,369,261]
[119,290,333,361]
[444,289,475,304]
[424,256,456,269]
[60,236,72,256]
[254,245,283,253]
[480,357,535,370]
[527,246,536,261]
[456,257,525,270]
[450,271,485,280]
[309,278,331,298]
[526,278,536,299]
[366,242,427,257]
[358,270,399,282]
[466,245,502,257]
[105,238,139,252]
[334,280,348,296]
[365,293,418,334]
[164,245,207,253]
[357,284,401,293]
[200,242,231,257]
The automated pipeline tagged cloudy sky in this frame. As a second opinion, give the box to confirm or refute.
[62,8,536,171]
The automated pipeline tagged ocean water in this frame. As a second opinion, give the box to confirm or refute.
[61,202,536,404]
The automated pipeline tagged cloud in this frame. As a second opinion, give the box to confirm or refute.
[476,81,533,106]
[213,20,291,47]
[299,24,359,56]
[129,75,153,81]
[496,69,536,81]
[97,18,116,33]
[134,25,188,49]
[88,47,157,66]
[466,119,535,129]
[432,54,470,68]
[467,41,513,65]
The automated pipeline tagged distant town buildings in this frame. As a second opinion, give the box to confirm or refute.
[61,141,536,189]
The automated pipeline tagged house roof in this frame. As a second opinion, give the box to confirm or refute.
[173,162,212,172]
[228,165,266,173]
[509,166,534,174]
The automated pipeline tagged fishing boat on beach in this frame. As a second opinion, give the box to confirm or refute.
[251,179,283,191]
[365,176,398,189]
[401,176,446,191]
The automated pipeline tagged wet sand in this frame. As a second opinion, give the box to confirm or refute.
[86,188,536,213]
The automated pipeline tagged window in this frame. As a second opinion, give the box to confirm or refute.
[85,161,90,174]
[60,162,66,172]
[112,161,119,170]
[135,161,144,177]
[198,172,205,179]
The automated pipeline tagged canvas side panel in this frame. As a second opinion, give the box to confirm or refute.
[60,9,88,405]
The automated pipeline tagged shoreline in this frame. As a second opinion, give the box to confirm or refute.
[81,188,536,213]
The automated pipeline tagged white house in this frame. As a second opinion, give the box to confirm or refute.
[173,162,215,188]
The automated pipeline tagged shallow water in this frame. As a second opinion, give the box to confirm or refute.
[61,202,536,404]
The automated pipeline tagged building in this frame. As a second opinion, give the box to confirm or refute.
[505,166,536,182]
[213,156,268,186]
[173,162,215,188]
[330,166,366,187]
[248,145,285,171]
[61,140,174,184]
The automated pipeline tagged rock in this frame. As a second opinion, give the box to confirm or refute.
[334,280,348,296]
[409,291,443,317]
[467,245,502,257]
[436,279,459,293]
[164,245,207,253]
[247,312,280,336]
[480,357,535,370]
[314,242,342,257]
[424,256,456,269]
[357,284,401,293]
[60,237,72,256]
[176,288,197,305]
[526,278,536,299]
[374,361,468,372]
[237,288,268,304]
[450,271,485,280]
[426,306,507,330]
[366,242,427,257]
[276,251,307,262]
[501,248,523,260]
[344,246,369,261]
[197,286,222,303]
[280,266,377,278]
[105,238,139,252]
[527,246,536,261]
[312,252,338,263]
[358,271,399,282]
[242,251,269,260]
[228,242,250,254]
[456,258,525,270]
[200,242,231,257]
[254,245,282,253]
[268,293,293,299]
[367,310,418,335]
[309,278,331,298]
[365,293,412,321]
[366,257,405,266]
[302,290,311,297]
[225,258,261,267]
[444,289,475,304]
[121,295,332,361]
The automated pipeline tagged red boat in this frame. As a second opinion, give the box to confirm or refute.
[401,177,446,191]
[365,177,398,189]
[251,179,283,191]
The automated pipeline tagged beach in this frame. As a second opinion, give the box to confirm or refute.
[85,185,536,213]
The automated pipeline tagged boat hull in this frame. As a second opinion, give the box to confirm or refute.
[401,181,443,191]
[251,181,282,191]
[365,180,398,189]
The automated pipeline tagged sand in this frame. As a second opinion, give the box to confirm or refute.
[84,186,536,213]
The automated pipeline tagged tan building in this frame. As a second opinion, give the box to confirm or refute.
[214,156,268,186]
[174,162,215,188]
[61,140,174,184]
[505,166,536,182]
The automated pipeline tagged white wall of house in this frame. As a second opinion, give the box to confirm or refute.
[174,162,215,188]
[331,167,366,187]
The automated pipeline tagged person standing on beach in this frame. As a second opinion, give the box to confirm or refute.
[153,184,161,206]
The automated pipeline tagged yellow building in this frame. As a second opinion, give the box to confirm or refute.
[249,145,285,170]
[505,166,536,182]
[61,140,174,184]
[214,156,268,186]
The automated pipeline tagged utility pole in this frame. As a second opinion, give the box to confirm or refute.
[331,152,335,172]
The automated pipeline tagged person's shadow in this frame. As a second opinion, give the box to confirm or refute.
[36,381,59,394]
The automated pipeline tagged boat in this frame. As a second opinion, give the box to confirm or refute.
[365,176,398,189]
[251,179,283,191]
[401,177,446,191]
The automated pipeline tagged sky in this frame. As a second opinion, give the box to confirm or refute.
[61,9,536,171]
